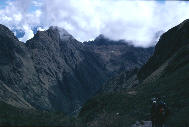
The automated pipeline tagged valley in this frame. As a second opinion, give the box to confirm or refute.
[0,19,189,127]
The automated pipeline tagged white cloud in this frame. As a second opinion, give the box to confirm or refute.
[32,0,42,7]
[19,25,34,42]
[37,27,46,31]
[13,13,22,22]
[0,0,189,46]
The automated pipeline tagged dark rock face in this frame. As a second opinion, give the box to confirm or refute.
[0,24,153,114]
[0,24,36,109]
[101,68,139,93]
[84,35,154,75]
[25,26,108,113]
[138,19,189,81]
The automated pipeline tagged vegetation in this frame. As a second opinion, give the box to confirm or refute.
[0,101,83,126]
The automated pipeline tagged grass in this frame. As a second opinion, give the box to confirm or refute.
[0,101,82,126]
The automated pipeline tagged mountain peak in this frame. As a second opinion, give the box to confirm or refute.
[90,34,127,46]
[0,24,17,40]
[178,19,189,29]
[49,26,69,34]
[94,34,107,41]
[48,26,73,41]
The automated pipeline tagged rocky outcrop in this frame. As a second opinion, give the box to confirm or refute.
[84,35,154,75]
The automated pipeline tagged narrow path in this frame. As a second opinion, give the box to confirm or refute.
[131,121,152,127]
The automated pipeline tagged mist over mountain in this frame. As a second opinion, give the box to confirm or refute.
[1,0,189,47]
[0,0,189,126]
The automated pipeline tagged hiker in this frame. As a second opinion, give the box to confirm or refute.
[151,98,158,127]
[156,98,168,127]
[151,97,169,127]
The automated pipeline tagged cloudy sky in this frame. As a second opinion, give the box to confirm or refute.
[0,0,189,47]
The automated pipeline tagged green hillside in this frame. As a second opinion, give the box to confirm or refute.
[0,101,79,126]
[79,54,189,127]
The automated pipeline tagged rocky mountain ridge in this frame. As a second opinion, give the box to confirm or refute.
[0,24,153,114]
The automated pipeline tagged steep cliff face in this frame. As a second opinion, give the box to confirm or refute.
[25,26,109,114]
[0,24,36,109]
[0,24,153,114]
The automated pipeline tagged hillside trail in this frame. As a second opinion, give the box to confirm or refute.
[131,121,152,127]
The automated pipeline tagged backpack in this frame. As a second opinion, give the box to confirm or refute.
[158,102,167,117]
[159,107,166,116]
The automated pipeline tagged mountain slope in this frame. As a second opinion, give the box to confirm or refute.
[84,35,153,75]
[79,19,189,127]
[25,26,109,114]
[0,24,36,109]
[0,24,153,115]
[100,68,139,93]
[138,19,189,81]
[0,100,80,127]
